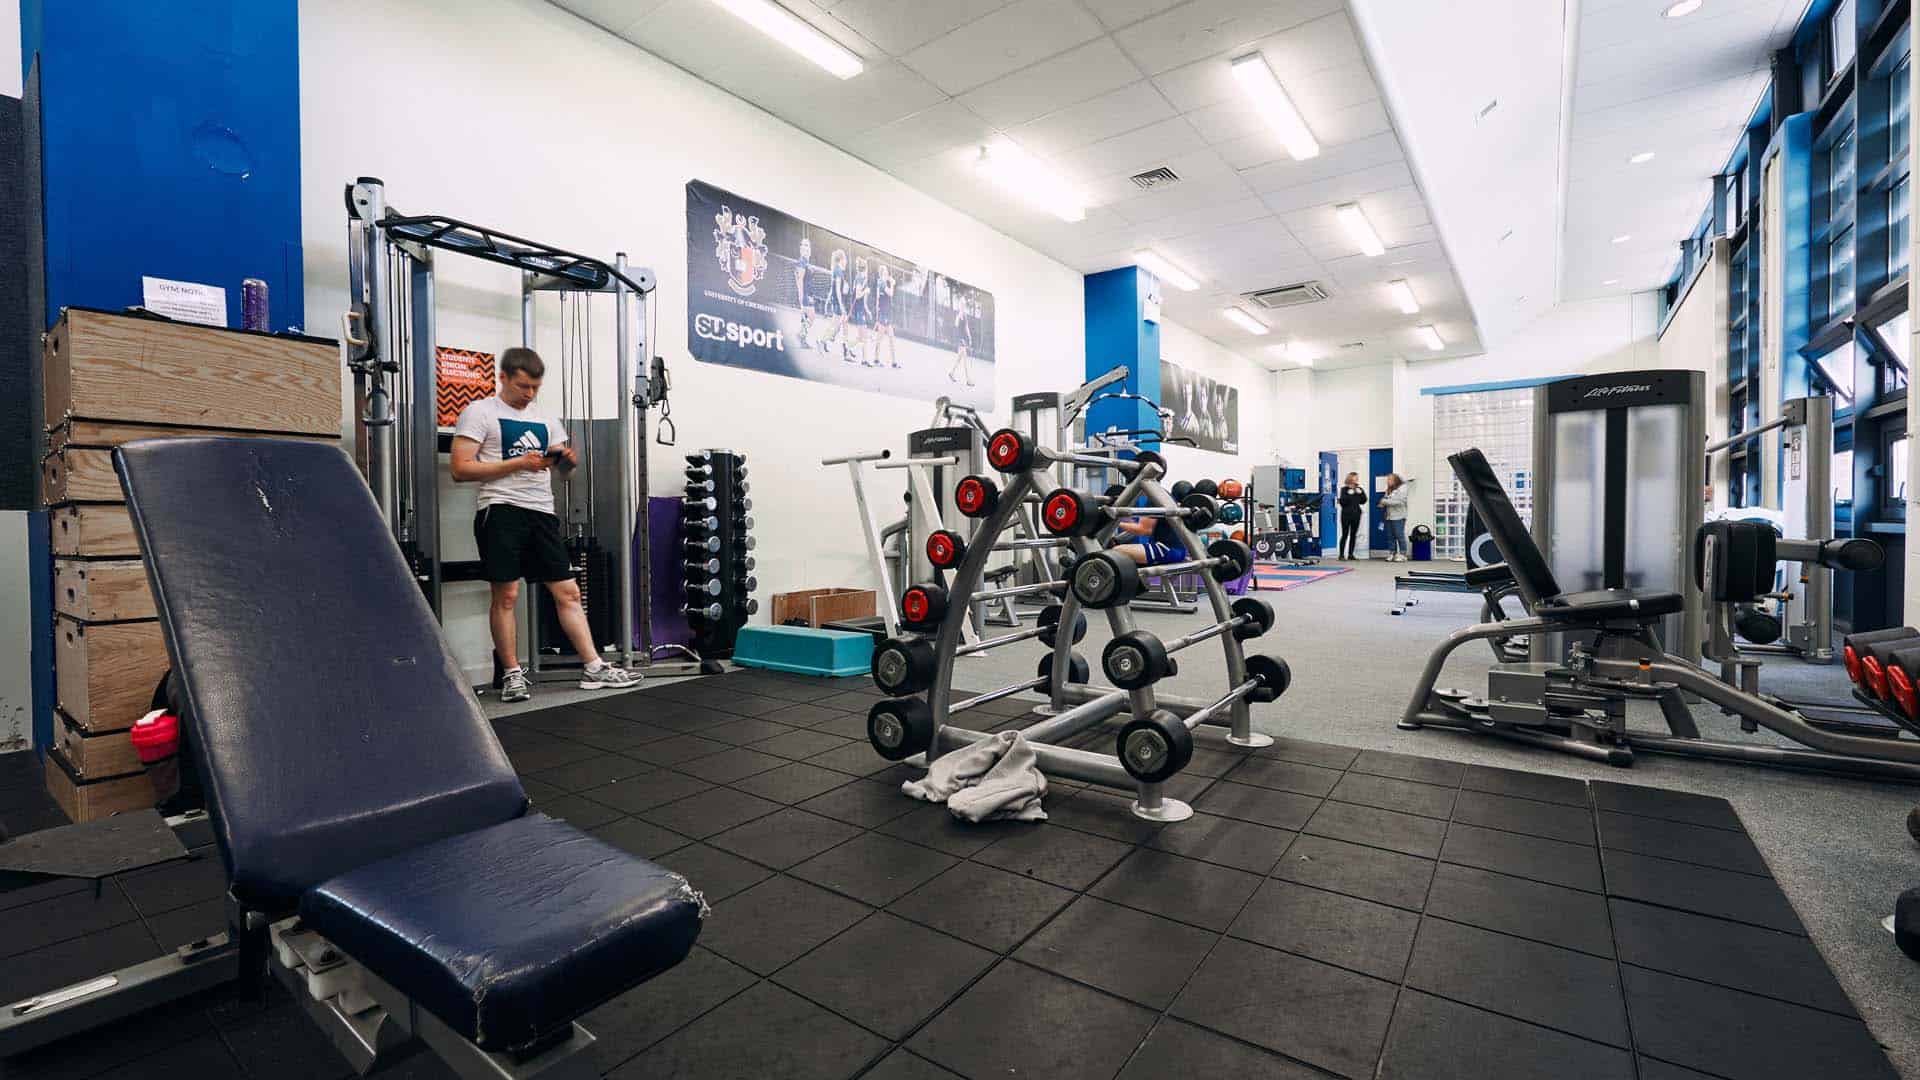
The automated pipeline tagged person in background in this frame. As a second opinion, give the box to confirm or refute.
[1378,473,1414,562]
[1336,471,1367,559]
[1110,498,1187,568]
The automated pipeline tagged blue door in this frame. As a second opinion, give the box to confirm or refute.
[1317,452,1338,552]
[1368,447,1395,555]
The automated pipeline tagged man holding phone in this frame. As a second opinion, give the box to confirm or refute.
[451,346,640,702]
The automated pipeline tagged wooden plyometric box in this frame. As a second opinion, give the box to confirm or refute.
[771,588,877,628]
[41,447,120,504]
[56,616,168,731]
[44,307,340,435]
[44,747,152,823]
[56,712,144,781]
[52,504,137,556]
[54,559,155,623]
[50,418,344,455]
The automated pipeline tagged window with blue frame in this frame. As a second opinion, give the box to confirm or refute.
[1832,0,1858,77]
[1886,44,1912,280]
[1823,122,1858,323]
[1813,339,1858,401]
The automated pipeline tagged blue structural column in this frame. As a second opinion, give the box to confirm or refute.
[21,0,305,755]
[1084,268,1160,446]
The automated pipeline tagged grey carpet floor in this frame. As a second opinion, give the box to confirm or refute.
[495,559,1920,1076]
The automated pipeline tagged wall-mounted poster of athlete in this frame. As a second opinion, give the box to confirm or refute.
[686,180,996,409]
[1162,359,1240,454]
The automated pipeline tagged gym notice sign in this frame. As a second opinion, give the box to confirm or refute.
[685,180,995,409]
[1162,359,1239,454]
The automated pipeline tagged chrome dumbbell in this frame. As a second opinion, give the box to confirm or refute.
[684,557,721,574]
[684,602,722,620]
[688,578,724,597]
[684,536,721,554]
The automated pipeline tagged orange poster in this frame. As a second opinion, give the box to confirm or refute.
[436,347,496,429]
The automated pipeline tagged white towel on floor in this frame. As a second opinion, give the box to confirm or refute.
[901,730,1048,822]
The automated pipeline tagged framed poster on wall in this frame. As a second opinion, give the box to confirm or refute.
[685,181,996,409]
[1162,359,1239,453]
[436,346,496,431]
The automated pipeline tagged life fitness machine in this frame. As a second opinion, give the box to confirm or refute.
[342,178,702,680]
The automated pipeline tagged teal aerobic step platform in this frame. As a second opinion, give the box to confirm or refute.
[733,625,874,677]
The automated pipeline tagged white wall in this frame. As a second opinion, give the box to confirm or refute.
[1155,318,1279,485]
[303,0,1092,677]
[1657,245,1729,513]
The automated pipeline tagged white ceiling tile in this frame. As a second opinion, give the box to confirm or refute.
[958,38,1144,126]
[1006,80,1177,157]
[843,100,998,168]
[767,61,953,140]
[1080,0,1186,31]
[1113,0,1342,76]
[1240,130,1404,194]
[1252,159,1411,209]
[1107,170,1255,224]
[900,0,1105,94]
[1308,97,1391,146]
[551,0,673,36]
[1049,115,1208,181]
[823,0,1011,55]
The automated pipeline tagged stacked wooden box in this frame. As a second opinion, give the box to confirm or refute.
[42,307,341,820]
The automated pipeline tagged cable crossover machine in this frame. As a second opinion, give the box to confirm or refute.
[863,420,1295,822]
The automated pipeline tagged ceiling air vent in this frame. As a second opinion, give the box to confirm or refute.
[1243,281,1331,310]
[1129,167,1181,190]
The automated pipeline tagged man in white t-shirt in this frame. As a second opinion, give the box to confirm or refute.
[451,346,640,702]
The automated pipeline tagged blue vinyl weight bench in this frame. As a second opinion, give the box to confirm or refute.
[0,438,705,1077]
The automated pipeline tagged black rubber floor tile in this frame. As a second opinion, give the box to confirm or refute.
[96,1031,244,1078]
[1090,848,1264,932]
[753,681,851,704]
[0,920,160,1002]
[709,807,862,869]
[1441,822,1603,892]
[1147,812,1296,874]
[697,875,871,975]
[1230,878,1419,981]
[819,689,886,712]
[1591,781,1742,831]
[588,816,692,860]
[775,912,994,1040]
[1227,755,1343,798]
[1304,800,1447,859]
[1597,811,1769,876]
[1329,772,1458,820]
[1271,832,1435,910]
[863,1049,963,1079]
[1183,745,1250,778]
[810,711,873,740]
[972,823,1134,891]
[638,786,782,839]
[114,851,228,918]
[890,860,1075,952]
[729,760,856,804]
[1377,989,1635,1080]
[1193,779,1321,831]
[654,843,773,902]
[750,727,855,761]
[588,768,715,814]
[1600,848,1803,934]
[0,874,89,914]
[1406,916,1628,1047]
[1015,895,1217,1008]
[537,794,625,831]
[1452,787,1596,845]
[1117,1018,1325,1079]
[502,738,601,773]
[1256,736,1361,771]
[702,716,796,746]
[807,740,896,777]
[792,832,958,906]
[1425,862,1613,956]
[144,897,224,949]
[211,999,355,1080]
[1609,899,1854,1016]
[674,745,787,785]
[572,723,680,753]
[1041,788,1170,843]
[2,993,215,1080]
[1636,1056,1725,1079]
[911,961,1158,1079]
[1458,763,1590,807]
[1171,936,1396,1078]
[1623,965,1897,1079]
[530,753,654,793]
[1352,749,1466,786]
[878,802,1028,857]
[799,778,921,828]
[612,979,886,1080]
[624,732,733,766]
[762,702,849,727]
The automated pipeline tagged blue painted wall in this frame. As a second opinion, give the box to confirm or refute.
[21,0,305,332]
[1084,268,1160,444]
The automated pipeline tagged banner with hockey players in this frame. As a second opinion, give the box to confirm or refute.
[1161,359,1240,454]
[686,180,995,408]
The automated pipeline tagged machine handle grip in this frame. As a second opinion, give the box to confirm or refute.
[821,449,893,466]
[1823,537,1886,572]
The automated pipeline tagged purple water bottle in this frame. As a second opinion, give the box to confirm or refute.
[241,278,269,331]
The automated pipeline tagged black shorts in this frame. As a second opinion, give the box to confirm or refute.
[474,504,571,584]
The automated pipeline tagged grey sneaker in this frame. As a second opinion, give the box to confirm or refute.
[581,663,643,690]
[500,668,532,703]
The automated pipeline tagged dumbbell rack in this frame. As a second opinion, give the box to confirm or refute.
[865,429,1294,823]
[681,450,757,661]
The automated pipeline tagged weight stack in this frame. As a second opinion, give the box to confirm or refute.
[682,450,758,659]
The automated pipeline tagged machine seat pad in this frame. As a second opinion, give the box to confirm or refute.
[1537,588,1684,622]
[299,813,704,1052]
[1462,562,1514,589]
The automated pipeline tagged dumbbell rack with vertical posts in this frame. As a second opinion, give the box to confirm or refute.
[866,429,1294,822]
[682,450,757,664]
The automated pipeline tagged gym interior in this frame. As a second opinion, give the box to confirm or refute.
[3,1,1920,1077]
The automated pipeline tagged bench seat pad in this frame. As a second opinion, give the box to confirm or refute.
[299,813,704,1051]
[1537,587,1684,622]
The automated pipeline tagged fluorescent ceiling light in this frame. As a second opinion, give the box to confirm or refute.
[1416,324,1445,352]
[1662,0,1703,18]
[709,0,864,79]
[1133,250,1199,291]
[1611,233,1632,244]
[1336,203,1386,256]
[1229,53,1320,160]
[975,138,1086,222]
[1602,278,1620,286]
[1222,307,1270,335]
[1629,151,1656,164]
[1386,279,1419,314]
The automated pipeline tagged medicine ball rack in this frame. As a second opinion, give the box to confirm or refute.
[866,429,1293,822]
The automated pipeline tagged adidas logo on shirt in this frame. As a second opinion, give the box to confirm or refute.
[508,429,544,457]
